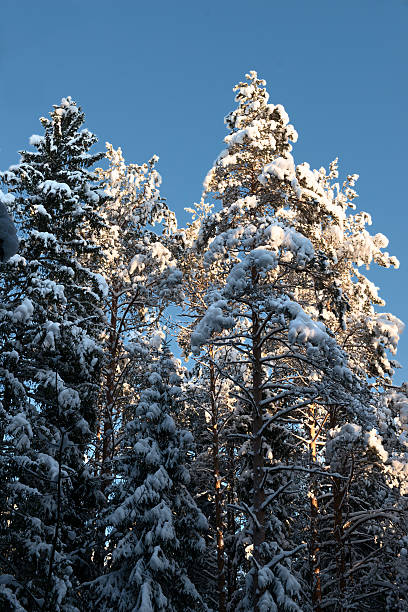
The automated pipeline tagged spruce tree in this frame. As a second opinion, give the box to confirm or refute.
[0,97,106,611]
[89,335,208,612]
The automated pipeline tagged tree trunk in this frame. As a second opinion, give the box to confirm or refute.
[226,440,237,604]
[94,292,118,574]
[330,406,346,609]
[101,292,118,491]
[251,268,266,612]
[209,351,226,612]
[309,404,322,612]
[332,476,346,605]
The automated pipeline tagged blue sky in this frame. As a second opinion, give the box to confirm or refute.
[1,0,407,382]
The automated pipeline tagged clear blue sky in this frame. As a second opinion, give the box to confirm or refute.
[1,0,407,383]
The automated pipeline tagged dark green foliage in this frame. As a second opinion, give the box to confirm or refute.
[0,98,106,611]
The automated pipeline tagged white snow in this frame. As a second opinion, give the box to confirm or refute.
[286,301,330,347]
[258,154,297,184]
[6,413,33,450]
[225,123,261,147]
[365,429,388,462]
[58,388,80,409]
[30,230,58,247]
[29,134,44,146]
[42,321,61,350]
[150,330,165,349]
[191,301,235,353]
[91,272,109,297]
[33,204,51,219]
[12,298,34,323]
[39,180,72,197]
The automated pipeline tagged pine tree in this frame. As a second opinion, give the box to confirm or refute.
[177,199,263,612]
[91,143,179,487]
[186,70,407,611]
[0,97,106,611]
[89,335,208,611]
[188,72,368,612]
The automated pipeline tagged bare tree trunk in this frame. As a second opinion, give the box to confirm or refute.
[330,406,346,609]
[251,270,266,612]
[226,440,237,604]
[93,293,119,574]
[101,292,118,491]
[332,475,346,603]
[209,351,226,612]
[309,404,322,612]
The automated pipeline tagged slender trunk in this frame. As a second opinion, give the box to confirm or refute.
[43,372,64,611]
[226,441,237,604]
[101,292,118,491]
[332,476,346,603]
[209,351,226,612]
[251,269,265,612]
[330,406,346,608]
[94,293,119,573]
[309,405,322,612]
[94,425,101,474]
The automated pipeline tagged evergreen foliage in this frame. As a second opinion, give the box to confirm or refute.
[91,143,179,482]
[0,97,106,611]
[88,337,207,612]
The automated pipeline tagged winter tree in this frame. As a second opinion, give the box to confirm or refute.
[0,70,405,612]
[87,334,208,612]
[0,97,107,611]
[176,201,247,612]
[90,143,179,488]
[186,72,366,612]
[186,70,406,611]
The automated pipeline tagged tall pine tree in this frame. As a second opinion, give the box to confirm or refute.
[186,70,406,611]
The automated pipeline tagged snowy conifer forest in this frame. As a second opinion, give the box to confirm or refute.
[1,72,407,612]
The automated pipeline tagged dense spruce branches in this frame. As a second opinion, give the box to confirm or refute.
[87,336,207,612]
[0,97,107,611]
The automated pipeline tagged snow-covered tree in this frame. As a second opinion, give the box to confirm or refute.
[201,71,401,386]
[316,393,408,611]
[177,198,268,612]
[187,72,365,612]
[86,143,184,581]
[188,70,406,611]
[0,97,106,611]
[0,70,405,612]
[190,249,364,611]
[91,144,179,484]
[88,335,208,611]
[286,157,402,384]
[179,345,239,612]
